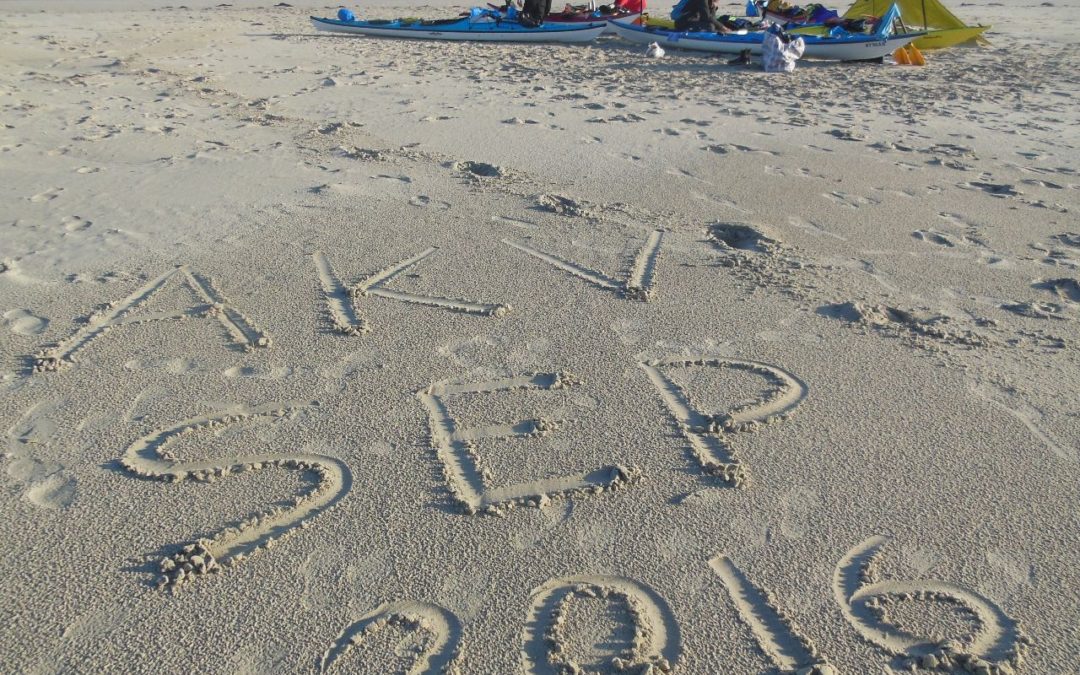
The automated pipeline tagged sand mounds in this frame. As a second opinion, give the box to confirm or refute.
[819,302,992,350]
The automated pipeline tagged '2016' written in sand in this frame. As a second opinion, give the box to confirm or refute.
[22,240,1029,673]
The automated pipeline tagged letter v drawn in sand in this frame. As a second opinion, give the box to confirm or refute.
[639,356,807,487]
[312,248,510,336]
[319,601,462,674]
[120,402,351,590]
[33,266,270,373]
[833,535,1030,673]
[502,229,665,301]
[418,373,639,515]
[521,575,680,674]
[710,555,834,674]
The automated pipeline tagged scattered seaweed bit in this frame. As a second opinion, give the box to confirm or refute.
[535,193,591,218]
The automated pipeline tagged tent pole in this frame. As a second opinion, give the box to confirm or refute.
[921,0,927,27]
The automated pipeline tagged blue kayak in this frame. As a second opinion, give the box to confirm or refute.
[310,14,609,43]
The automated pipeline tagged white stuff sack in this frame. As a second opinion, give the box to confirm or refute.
[646,41,665,58]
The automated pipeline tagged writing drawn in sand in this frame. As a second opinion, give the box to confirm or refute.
[521,575,679,674]
[418,372,639,515]
[320,601,462,674]
[711,554,834,674]
[313,248,510,336]
[33,266,270,373]
[120,402,351,590]
[639,356,807,487]
[833,535,1030,673]
[502,230,664,301]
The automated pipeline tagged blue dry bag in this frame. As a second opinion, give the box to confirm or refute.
[746,0,759,16]
[337,8,355,21]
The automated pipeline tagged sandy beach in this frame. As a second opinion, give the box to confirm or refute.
[1,0,1078,671]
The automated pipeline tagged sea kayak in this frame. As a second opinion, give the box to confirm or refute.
[544,8,639,23]
[545,10,640,34]
[608,3,922,60]
[310,14,609,42]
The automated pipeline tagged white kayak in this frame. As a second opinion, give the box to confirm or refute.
[310,14,609,43]
[609,3,923,60]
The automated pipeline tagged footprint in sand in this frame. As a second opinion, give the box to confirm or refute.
[958,181,1021,198]
[703,143,778,156]
[1021,178,1066,190]
[491,215,537,229]
[823,191,878,209]
[371,174,411,183]
[1033,277,1080,304]
[222,365,293,380]
[6,401,77,510]
[1050,233,1080,249]
[2,309,49,336]
[409,195,450,209]
[764,165,822,179]
[25,473,77,509]
[61,215,92,232]
[75,166,101,174]
[912,229,957,248]
[30,187,63,203]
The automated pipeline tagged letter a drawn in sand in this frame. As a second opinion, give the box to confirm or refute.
[312,249,510,336]
[502,230,665,301]
[33,266,270,373]
[319,601,462,673]
[418,373,638,515]
[639,356,807,487]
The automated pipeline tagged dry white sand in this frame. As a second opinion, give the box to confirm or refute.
[1,0,1078,672]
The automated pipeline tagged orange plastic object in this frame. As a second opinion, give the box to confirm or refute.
[893,47,911,64]
[907,44,927,65]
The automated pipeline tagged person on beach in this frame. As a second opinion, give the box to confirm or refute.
[761,22,805,71]
[671,0,732,32]
[521,0,553,24]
